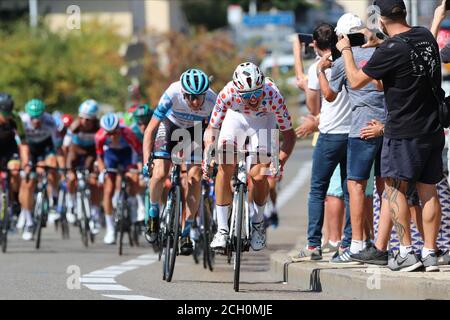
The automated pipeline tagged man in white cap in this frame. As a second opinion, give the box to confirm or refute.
[316,13,389,265]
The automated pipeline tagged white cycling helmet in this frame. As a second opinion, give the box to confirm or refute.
[232,62,265,92]
[79,99,98,119]
[100,113,120,133]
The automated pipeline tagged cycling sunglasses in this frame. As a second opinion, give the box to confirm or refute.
[184,93,206,102]
[239,89,263,100]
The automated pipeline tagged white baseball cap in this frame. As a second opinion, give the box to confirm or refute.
[335,13,364,36]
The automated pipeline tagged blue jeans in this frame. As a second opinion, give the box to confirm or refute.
[308,133,351,248]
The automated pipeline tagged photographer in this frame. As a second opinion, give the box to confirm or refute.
[337,0,444,272]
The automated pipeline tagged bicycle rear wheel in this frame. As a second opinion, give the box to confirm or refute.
[233,184,245,292]
[164,185,181,283]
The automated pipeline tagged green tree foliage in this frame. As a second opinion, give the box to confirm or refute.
[182,0,311,30]
[0,20,128,114]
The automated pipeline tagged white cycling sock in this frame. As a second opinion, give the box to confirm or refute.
[421,247,435,258]
[21,209,33,227]
[399,245,414,258]
[216,205,230,233]
[105,215,115,233]
[252,202,266,224]
[350,240,364,254]
[67,193,76,209]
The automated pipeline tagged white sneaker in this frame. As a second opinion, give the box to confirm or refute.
[89,219,101,235]
[190,226,200,244]
[210,230,228,250]
[137,202,145,222]
[103,229,116,245]
[48,212,59,224]
[66,210,76,224]
[16,212,26,230]
[22,226,34,241]
[250,222,266,251]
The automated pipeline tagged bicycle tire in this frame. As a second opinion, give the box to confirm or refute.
[1,193,9,253]
[233,184,245,292]
[78,192,89,248]
[117,193,125,256]
[35,192,44,250]
[166,185,181,283]
[204,199,215,272]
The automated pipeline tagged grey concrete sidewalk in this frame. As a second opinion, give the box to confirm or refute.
[270,249,450,300]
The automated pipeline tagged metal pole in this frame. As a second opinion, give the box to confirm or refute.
[249,0,257,16]
[411,0,418,26]
[29,0,38,28]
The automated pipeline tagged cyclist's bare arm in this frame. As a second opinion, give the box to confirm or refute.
[143,117,161,164]
[279,129,296,167]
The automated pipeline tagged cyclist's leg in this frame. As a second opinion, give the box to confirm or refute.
[102,149,120,244]
[211,110,248,250]
[18,152,38,240]
[45,153,58,206]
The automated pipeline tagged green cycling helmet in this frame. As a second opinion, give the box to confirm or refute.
[133,104,153,119]
[25,99,46,118]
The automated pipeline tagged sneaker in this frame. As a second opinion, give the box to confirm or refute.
[22,226,34,241]
[292,245,322,262]
[190,226,200,243]
[421,253,439,272]
[250,222,266,251]
[210,230,228,251]
[443,252,450,265]
[350,245,388,265]
[269,212,279,229]
[103,229,116,245]
[321,241,341,254]
[329,247,361,265]
[388,251,423,272]
[179,236,194,256]
[66,210,76,224]
[48,211,59,225]
[89,219,101,235]
[144,217,159,244]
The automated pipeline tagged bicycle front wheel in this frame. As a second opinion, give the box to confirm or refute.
[165,185,181,283]
[34,192,45,250]
[233,184,245,292]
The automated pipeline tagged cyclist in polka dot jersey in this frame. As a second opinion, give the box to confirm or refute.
[204,62,296,253]
[209,78,292,131]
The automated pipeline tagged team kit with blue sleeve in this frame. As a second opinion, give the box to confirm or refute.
[152,81,217,161]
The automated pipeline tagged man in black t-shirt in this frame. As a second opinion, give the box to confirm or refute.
[336,0,444,272]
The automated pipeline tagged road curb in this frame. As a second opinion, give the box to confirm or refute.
[270,250,450,300]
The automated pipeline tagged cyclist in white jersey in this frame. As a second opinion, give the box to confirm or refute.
[19,99,60,241]
[142,69,216,255]
[203,62,296,251]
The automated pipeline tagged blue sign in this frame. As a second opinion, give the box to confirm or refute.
[243,11,295,27]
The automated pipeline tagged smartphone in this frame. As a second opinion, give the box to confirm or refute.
[331,46,341,61]
[348,33,366,47]
[446,0,450,10]
[298,33,313,45]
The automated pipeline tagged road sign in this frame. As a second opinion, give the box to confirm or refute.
[242,11,294,27]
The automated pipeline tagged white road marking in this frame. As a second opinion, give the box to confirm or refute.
[81,254,159,300]
[277,160,312,209]
[103,295,160,300]
[84,284,131,291]
[103,265,139,271]
[121,259,156,266]
[80,277,116,283]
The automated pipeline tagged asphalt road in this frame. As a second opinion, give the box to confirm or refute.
[0,143,340,300]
